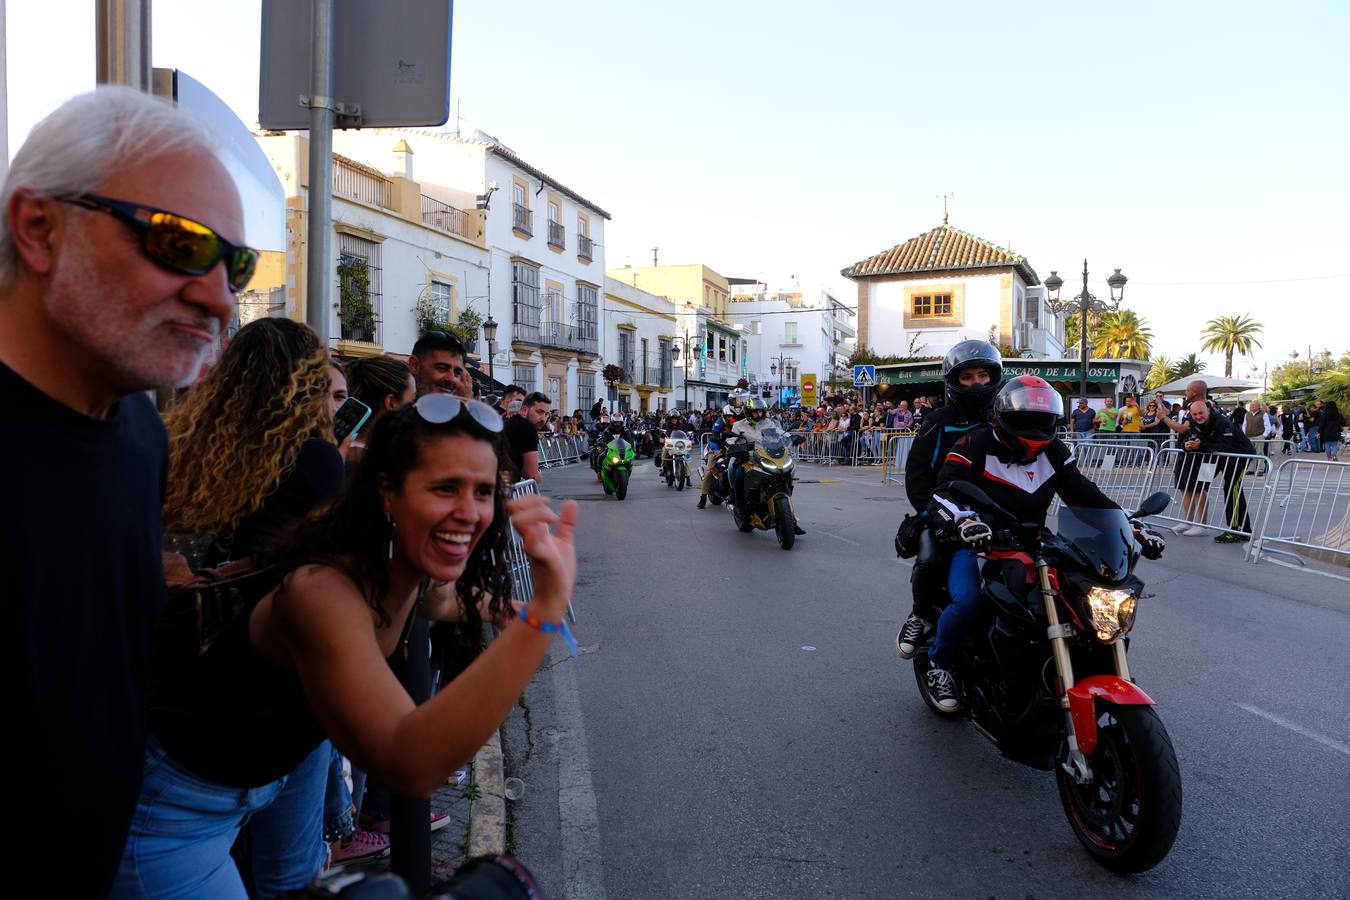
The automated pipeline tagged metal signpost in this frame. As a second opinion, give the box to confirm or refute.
[260,2,453,887]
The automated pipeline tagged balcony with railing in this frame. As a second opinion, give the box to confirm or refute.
[420,195,476,240]
[614,351,675,388]
[513,203,533,235]
[548,219,565,249]
[334,156,393,209]
[577,233,594,261]
[540,321,597,355]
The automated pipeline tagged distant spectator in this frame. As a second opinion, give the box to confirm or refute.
[0,86,243,896]
[1070,398,1096,439]
[1119,395,1141,433]
[344,355,416,464]
[1095,397,1120,433]
[504,391,552,483]
[1319,401,1344,460]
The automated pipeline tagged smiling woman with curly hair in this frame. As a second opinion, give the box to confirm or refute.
[162,317,340,562]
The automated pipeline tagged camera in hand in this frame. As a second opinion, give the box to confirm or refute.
[293,854,546,900]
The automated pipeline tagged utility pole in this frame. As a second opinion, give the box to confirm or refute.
[304,0,336,347]
[96,0,152,91]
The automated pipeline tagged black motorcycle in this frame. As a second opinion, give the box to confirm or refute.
[909,483,1181,873]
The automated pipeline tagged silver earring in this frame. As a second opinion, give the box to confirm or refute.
[387,513,394,560]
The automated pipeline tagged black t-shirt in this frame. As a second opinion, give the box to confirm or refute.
[1,361,168,897]
[219,437,345,563]
[503,415,539,479]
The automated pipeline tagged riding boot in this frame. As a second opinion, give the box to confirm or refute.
[697,494,707,509]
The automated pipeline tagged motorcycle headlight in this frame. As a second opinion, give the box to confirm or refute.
[675,441,687,451]
[1085,587,1137,643]
[608,455,618,465]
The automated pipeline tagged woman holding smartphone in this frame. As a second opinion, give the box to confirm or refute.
[117,393,578,899]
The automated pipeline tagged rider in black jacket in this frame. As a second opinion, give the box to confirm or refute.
[896,340,1003,660]
[920,377,1165,711]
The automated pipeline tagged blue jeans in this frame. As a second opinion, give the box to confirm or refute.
[928,549,981,670]
[323,745,355,842]
[1325,441,1342,461]
[113,739,330,899]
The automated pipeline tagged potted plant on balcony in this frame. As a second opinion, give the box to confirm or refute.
[448,307,483,353]
[603,363,626,394]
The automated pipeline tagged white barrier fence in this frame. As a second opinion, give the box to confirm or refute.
[504,478,576,621]
[1247,458,1350,570]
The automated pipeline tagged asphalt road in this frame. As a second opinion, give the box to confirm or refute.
[500,459,1350,900]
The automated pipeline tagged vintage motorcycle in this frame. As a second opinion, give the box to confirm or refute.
[599,436,636,500]
[909,482,1181,872]
[724,420,806,550]
[660,429,694,490]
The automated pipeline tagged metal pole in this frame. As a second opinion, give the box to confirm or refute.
[305,0,335,345]
[1079,259,1090,403]
[95,0,152,91]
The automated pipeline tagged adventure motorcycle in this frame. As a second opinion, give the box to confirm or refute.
[599,437,636,500]
[725,420,806,550]
[660,429,694,490]
[909,482,1181,873]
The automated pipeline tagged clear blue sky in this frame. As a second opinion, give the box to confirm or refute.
[8,0,1349,378]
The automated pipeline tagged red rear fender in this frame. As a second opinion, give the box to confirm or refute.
[1067,675,1156,755]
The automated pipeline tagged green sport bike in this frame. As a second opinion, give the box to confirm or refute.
[600,436,636,500]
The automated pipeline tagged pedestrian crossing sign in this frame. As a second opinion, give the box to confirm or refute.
[853,365,876,387]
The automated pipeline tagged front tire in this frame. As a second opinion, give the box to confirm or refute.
[616,469,630,501]
[1057,704,1182,873]
[773,494,795,550]
[676,462,686,491]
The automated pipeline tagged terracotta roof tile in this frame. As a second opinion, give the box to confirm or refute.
[841,224,1039,285]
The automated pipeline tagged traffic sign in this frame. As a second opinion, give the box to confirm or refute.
[853,365,876,387]
[801,373,818,404]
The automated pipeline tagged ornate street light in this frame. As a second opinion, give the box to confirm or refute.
[1044,260,1127,404]
[480,314,498,383]
[670,332,705,410]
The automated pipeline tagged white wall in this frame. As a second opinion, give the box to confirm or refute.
[868,273,1002,358]
[603,277,681,412]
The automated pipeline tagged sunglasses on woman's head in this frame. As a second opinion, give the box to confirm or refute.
[57,192,260,293]
[414,393,503,432]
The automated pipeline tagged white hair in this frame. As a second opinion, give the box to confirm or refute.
[0,86,219,290]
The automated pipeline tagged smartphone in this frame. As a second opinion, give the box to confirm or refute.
[333,396,373,443]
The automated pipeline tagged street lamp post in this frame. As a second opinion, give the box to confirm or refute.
[481,314,498,385]
[669,331,704,411]
[1044,260,1127,404]
[769,353,797,407]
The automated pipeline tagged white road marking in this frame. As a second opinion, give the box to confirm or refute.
[552,653,608,899]
[815,529,861,547]
[1236,703,1350,759]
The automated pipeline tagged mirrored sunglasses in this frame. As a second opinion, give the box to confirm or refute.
[415,392,503,432]
[58,192,259,293]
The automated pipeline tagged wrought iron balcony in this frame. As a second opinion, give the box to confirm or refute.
[513,203,533,235]
[578,233,594,261]
[420,195,475,239]
[548,220,565,248]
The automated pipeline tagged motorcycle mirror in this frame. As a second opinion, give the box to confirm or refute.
[1131,491,1172,519]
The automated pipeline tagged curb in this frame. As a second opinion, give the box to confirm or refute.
[467,728,507,856]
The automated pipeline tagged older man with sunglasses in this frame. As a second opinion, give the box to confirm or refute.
[0,87,249,897]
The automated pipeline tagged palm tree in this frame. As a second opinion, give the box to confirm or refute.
[1199,314,1264,377]
[1173,353,1207,379]
[1145,355,1176,390]
[1092,309,1153,360]
[1063,309,1104,355]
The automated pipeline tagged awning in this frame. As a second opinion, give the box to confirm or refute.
[876,361,1123,385]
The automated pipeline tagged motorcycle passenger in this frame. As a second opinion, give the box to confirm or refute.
[921,377,1166,711]
[897,340,1004,660]
[697,389,749,509]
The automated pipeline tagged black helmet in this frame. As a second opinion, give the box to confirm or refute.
[942,340,1003,415]
[991,376,1064,463]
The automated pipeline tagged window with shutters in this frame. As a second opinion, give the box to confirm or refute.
[512,262,541,343]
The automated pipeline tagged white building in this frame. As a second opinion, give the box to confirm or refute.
[841,220,1064,362]
[602,277,681,413]
[253,128,609,413]
[729,284,856,406]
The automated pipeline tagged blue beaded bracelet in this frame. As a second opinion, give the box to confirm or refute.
[518,606,579,657]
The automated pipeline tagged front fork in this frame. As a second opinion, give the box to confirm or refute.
[1036,557,1130,784]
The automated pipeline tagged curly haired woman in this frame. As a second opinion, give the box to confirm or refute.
[116,394,577,899]
[147,317,345,897]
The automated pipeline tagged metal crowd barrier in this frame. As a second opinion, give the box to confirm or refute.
[1139,448,1271,540]
[882,432,918,485]
[504,479,576,620]
[1247,459,1350,569]
[1050,440,1157,514]
[537,435,587,469]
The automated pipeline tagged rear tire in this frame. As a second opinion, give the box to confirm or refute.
[1057,704,1182,873]
[773,494,795,550]
[616,469,630,501]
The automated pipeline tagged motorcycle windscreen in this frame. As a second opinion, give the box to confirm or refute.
[607,438,631,452]
[1057,505,1134,581]
[670,430,689,440]
[758,425,788,457]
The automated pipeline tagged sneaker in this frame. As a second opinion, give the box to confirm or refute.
[1170,523,1191,535]
[1214,532,1250,544]
[793,524,806,536]
[1182,525,1208,536]
[896,614,927,660]
[368,812,450,835]
[331,829,389,864]
[925,664,961,712]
